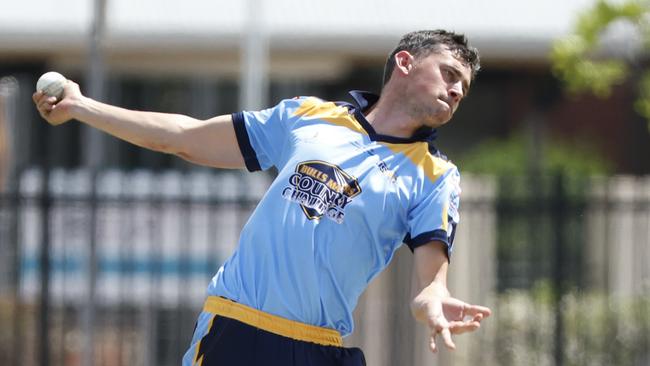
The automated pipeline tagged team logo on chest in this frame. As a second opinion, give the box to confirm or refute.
[282,160,361,224]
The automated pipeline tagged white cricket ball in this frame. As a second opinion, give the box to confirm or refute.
[36,71,67,99]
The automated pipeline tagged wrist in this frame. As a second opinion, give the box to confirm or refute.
[71,95,94,121]
[421,281,449,299]
[411,282,450,321]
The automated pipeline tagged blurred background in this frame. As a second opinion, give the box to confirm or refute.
[0,0,649,365]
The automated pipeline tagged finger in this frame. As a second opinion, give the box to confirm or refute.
[429,332,438,353]
[38,100,54,114]
[463,304,492,318]
[34,92,51,106]
[39,106,51,119]
[32,91,43,103]
[37,101,55,118]
[449,320,481,334]
[38,96,57,110]
[441,328,456,350]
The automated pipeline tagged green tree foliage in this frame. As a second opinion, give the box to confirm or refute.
[458,133,611,176]
[551,0,650,128]
[495,289,650,366]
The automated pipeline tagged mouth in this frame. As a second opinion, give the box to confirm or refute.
[438,98,452,112]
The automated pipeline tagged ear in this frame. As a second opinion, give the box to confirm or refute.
[394,50,415,77]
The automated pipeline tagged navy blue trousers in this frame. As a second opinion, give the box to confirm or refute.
[191,315,366,366]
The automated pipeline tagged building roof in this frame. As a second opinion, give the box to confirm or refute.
[2,0,598,60]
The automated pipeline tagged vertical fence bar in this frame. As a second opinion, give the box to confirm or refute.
[117,174,127,366]
[144,183,161,366]
[38,167,52,366]
[551,173,567,366]
[9,170,21,366]
[82,170,98,366]
[174,177,189,365]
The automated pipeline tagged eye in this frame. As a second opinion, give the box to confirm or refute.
[442,67,456,81]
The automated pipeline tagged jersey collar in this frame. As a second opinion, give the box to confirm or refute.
[347,90,438,144]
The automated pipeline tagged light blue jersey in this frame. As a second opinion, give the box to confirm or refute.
[207,91,461,336]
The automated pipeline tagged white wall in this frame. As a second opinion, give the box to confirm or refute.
[1,0,598,58]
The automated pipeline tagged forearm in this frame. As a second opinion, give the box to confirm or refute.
[408,243,491,352]
[73,96,195,155]
[35,80,245,169]
[411,242,450,321]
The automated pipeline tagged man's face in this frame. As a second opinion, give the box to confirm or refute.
[402,48,472,128]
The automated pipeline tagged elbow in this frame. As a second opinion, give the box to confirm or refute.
[147,142,174,153]
[138,138,178,155]
[147,123,188,154]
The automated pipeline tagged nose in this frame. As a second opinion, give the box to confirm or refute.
[448,82,463,103]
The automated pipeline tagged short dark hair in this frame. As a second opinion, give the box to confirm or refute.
[382,30,480,86]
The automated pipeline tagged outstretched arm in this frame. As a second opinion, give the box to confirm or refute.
[33,80,245,169]
[411,241,491,353]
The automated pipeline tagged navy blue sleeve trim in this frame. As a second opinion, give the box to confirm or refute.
[231,112,261,172]
[404,229,452,259]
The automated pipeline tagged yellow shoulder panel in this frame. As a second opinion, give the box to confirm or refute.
[384,142,454,183]
[292,97,453,183]
[292,97,367,135]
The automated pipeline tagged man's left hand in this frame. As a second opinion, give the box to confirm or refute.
[412,285,491,353]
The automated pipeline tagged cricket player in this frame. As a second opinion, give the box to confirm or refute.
[34,30,492,366]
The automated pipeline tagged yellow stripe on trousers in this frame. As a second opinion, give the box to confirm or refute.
[202,296,343,347]
[193,313,217,366]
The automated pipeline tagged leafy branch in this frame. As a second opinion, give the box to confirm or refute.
[550,0,650,127]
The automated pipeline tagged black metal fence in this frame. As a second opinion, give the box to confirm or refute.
[1,169,649,366]
[489,174,650,366]
[0,168,268,366]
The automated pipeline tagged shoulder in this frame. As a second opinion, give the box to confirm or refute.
[286,96,350,120]
[242,96,331,123]
[395,143,458,185]
[429,146,459,181]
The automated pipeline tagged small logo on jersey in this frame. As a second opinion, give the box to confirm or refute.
[350,141,398,184]
[282,160,361,224]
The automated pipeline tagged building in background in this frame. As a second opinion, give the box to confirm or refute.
[1,0,648,174]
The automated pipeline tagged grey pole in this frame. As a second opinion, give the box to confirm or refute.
[82,1,107,365]
[84,0,107,167]
[239,0,269,111]
[0,77,21,366]
[0,76,18,191]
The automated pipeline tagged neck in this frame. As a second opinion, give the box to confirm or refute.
[365,90,421,139]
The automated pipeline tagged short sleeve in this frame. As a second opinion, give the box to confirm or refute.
[403,168,461,258]
[232,98,304,172]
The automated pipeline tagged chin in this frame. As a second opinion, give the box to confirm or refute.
[428,114,451,127]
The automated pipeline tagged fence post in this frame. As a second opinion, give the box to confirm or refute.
[7,171,20,366]
[2,75,22,366]
[83,170,99,366]
[552,172,566,366]
[38,167,51,366]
